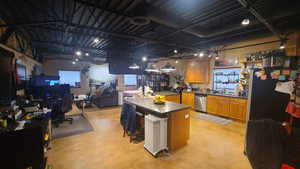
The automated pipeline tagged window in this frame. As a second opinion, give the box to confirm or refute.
[59,70,81,87]
[213,68,240,94]
[17,64,26,80]
[124,75,137,86]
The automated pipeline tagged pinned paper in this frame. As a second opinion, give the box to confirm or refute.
[279,75,286,81]
[271,70,280,79]
[282,70,290,76]
[260,74,267,80]
[275,81,295,95]
[290,71,298,80]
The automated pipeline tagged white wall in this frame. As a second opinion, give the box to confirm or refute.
[89,64,115,83]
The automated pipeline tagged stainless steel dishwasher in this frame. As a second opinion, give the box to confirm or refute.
[194,93,207,112]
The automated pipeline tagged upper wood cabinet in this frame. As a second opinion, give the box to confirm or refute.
[185,60,210,83]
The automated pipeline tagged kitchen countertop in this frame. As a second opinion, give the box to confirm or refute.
[154,91,179,96]
[124,98,190,117]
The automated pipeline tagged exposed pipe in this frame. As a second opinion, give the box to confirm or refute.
[219,40,281,52]
[0,20,64,28]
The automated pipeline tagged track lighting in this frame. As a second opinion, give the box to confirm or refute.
[93,38,100,43]
[279,41,285,49]
[75,51,82,56]
[142,56,147,62]
[129,63,140,69]
[199,52,204,57]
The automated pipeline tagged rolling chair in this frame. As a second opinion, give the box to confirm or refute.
[53,94,73,127]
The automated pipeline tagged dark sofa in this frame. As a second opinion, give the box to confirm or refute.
[92,90,118,108]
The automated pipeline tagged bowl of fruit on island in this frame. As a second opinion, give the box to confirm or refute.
[153,95,166,104]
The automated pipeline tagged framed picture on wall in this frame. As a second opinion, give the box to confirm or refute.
[17,64,26,80]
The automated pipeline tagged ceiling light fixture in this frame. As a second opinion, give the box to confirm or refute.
[129,63,140,69]
[72,61,76,64]
[174,49,178,54]
[241,19,250,26]
[279,41,285,49]
[161,62,176,73]
[199,52,204,57]
[85,53,89,56]
[142,56,147,62]
[75,51,82,56]
[75,58,79,62]
[215,56,220,60]
[175,60,179,64]
[194,53,198,57]
[93,38,100,43]
[145,64,159,72]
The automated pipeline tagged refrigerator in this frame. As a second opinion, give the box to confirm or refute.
[246,68,300,168]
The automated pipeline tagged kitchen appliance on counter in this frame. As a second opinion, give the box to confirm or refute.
[194,93,207,112]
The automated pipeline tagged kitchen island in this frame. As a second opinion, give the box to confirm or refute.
[125,97,191,152]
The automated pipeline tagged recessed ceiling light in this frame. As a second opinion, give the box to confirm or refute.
[72,61,76,64]
[241,19,250,26]
[208,54,212,58]
[215,56,220,60]
[85,53,89,56]
[94,38,100,43]
[194,53,198,57]
[175,60,179,64]
[174,49,178,54]
[142,56,147,62]
[75,51,82,56]
[75,58,79,62]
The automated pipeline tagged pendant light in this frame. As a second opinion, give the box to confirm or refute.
[145,63,159,72]
[129,63,140,69]
[160,62,176,72]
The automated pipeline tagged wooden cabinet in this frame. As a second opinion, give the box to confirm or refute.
[229,98,247,121]
[185,60,210,83]
[182,92,195,109]
[165,95,180,104]
[168,109,190,151]
[206,95,247,121]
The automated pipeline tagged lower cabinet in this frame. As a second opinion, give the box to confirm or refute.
[168,109,190,151]
[206,95,247,121]
[182,92,195,109]
[165,95,180,104]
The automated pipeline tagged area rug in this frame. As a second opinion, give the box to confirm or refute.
[192,113,233,125]
[52,115,94,139]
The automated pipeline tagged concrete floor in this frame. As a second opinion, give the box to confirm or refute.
[48,107,252,169]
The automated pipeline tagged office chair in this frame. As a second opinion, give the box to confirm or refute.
[52,94,73,127]
[60,93,73,124]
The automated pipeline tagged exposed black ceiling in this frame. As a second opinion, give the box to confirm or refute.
[0,0,299,62]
